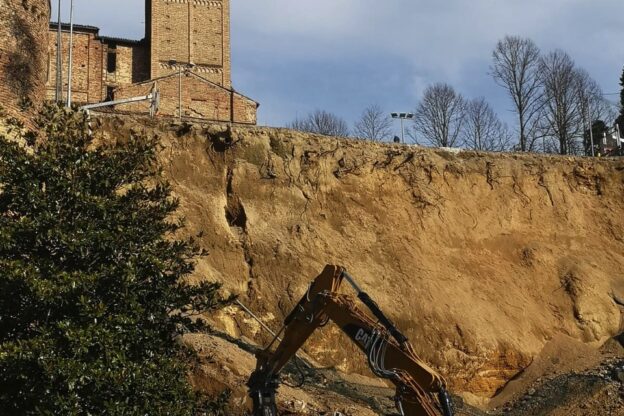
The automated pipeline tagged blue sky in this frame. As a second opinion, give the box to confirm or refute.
[52,0,624,135]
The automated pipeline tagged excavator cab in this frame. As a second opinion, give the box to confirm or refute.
[247,265,454,416]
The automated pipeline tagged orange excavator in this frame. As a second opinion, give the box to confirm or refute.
[247,265,454,416]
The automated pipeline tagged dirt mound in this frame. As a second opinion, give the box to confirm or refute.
[95,115,624,407]
[488,334,605,407]
[490,355,624,415]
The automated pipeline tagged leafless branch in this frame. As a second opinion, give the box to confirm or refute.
[491,36,543,151]
[289,110,350,137]
[412,83,466,148]
[539,50,585,155]
[353,104,393,141]
[462,98,513,152]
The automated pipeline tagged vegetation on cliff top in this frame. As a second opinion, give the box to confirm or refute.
[0,106,231,415]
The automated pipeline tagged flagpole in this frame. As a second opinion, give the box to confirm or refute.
[66,0,74,107]
[55,0,63,103]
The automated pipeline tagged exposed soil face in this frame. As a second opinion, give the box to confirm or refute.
[95,115,624,411]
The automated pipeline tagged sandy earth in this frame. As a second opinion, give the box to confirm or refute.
[94,115,624,413]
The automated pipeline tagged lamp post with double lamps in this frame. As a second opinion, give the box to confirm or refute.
[391,112,414,144]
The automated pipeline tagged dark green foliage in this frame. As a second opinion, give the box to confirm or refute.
[617,68,624,131]
[0,106,233,415]
[583,120,609,156]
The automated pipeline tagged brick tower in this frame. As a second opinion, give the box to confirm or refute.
[0,0,50,123]
[43,0,257,123]
[146,0,231,88]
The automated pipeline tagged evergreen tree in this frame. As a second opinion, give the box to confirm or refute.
[583,120,609,156]
[617,67,624,131]
[0,106,232,415]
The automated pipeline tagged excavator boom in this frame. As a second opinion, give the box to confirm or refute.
[247,265,454,416]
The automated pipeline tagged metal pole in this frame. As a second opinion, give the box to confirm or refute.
[79,93,154,111]
[55,0,63,103]
[178,67,182,120]
[588,99,595,157]
[234,300,280,340]
[66,0,74,108]
[400,118,405,144]
[234,300,312,368]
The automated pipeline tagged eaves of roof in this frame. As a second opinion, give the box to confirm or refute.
[49,22,144,45]
[49,21,99,33]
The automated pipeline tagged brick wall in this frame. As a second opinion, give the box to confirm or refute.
[114,71,256,124]
[46,28,104,104]
[0,0,50,124]
[113,43,150,85]
[35,0,256,125]
[148,0,231,88]
[45,26,151,105]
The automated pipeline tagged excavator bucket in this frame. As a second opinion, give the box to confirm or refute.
[439,389,454,416]
[248,373,279,416]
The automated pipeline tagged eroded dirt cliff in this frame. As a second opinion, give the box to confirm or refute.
[96,115,624,411]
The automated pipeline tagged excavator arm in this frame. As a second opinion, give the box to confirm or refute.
[247,265,453,416]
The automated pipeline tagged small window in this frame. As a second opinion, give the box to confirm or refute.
[107,51,117,73]
[106,86,115,102]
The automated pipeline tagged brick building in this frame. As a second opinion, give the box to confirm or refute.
[0,0,50,125]
[46,0,257,124]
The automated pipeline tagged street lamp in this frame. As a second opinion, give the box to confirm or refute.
[391,112,414,144]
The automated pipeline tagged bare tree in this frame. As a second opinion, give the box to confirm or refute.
[289,110,350,136]
[539,50,585,155]
[412,83,466,147]
[353,105,393,141]
[462,98,513,151]
[574,69,614,155]
[491,36,543,151]
[526,107,552,153]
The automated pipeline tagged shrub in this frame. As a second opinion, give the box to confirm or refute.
[0,106,232,415]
